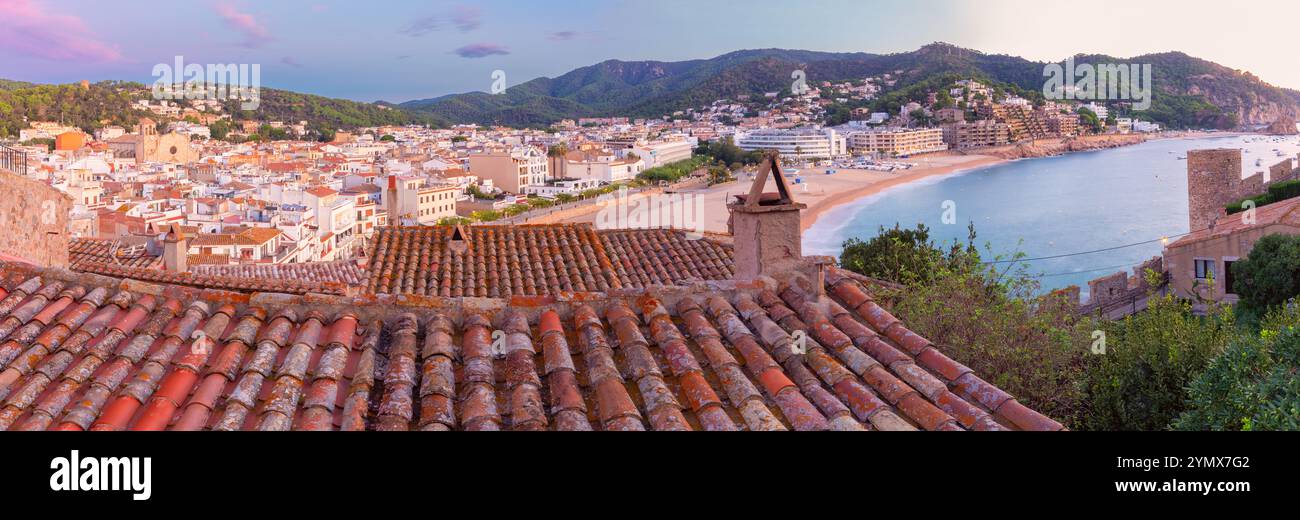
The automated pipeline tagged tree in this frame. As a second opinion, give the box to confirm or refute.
[1174,304,1300,431]
[1231,234,1300,320]
[1077,107,1103,133]
[1084,287,1236,430]
[209,120,231,140]
[838,223,977,286]
[380,134,395,142]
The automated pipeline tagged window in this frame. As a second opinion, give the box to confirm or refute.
[1193,258,1215,280]
[1224,260,1237,294]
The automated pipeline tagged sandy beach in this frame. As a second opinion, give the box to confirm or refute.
[533,132,1224,235]
[536,154,1010,233]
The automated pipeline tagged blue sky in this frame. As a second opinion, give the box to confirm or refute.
[3,0,1298,102]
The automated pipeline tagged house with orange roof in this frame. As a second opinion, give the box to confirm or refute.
[1164,196,1300,302]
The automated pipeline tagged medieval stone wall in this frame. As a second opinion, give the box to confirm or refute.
[0,168,71,267]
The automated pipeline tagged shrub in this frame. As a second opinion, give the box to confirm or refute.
[636,156,708,183]
[1230,233,1300,319]
[1083,293,1235,430]
[1267,179,1300,202]
[838,223,979,286]
[1174,303,1300,431]
[844,223,1093,426]
[1225,194,1271,215]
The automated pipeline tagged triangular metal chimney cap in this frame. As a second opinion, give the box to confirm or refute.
[743,151,797,207]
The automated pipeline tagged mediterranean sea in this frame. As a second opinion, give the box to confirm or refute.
[804,134,1300,296]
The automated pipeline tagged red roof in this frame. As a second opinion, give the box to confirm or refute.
[0,255,1062,431]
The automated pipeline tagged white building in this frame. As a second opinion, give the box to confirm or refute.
[1081,102,1108,120]
[734,128,847,159]
[629,138,695,169]
[523,178,604,198]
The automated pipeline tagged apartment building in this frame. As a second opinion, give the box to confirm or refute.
[847,128,947,157]
[466,146,548,194]
[391,176,459,225]
[734,128,847,159]
[941,121,1011,149]
[303,186,358,261]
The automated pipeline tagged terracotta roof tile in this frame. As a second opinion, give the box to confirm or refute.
[0,251,1059,431]
[365,225,734,297]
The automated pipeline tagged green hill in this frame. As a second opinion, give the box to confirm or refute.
[400,43,1300,129]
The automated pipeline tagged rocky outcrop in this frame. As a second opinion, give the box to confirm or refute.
[1265,115,1299,135]
[977,134,1148,160]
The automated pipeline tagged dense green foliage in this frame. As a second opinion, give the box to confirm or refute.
[1084,291,1236,430]
[226,87,439,136]
[1231,179,1300,214]
[838,223,971,286]
[840,223,1093,425]
[1175,305,1300,430]
[636,156,708,183]
[1230,234,1300,320]
[0,81,145,138]
[0,79,439,140]
[401,44,1291,128]
[695,137,765,167]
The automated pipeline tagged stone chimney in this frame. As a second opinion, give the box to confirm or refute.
[387,174,399,226]
[162,224,188,272]
[728,152,807,279]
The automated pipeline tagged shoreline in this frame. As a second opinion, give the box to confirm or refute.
[799,154,1005,232]
[799,131,1238,234]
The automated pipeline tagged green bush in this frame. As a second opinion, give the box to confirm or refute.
[843,223,1093,426]
[838,223,980,286]
[1174,304,1300,431]
[1083,293,1235,430]
[1225,194,1271,215]
[637,156,708,183]
[1267,179,1300,202]
[1230,234,1300,319]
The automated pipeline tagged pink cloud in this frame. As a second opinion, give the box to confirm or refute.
[454,43,509,59]
[0,0,122,62]
[214,1,272,48]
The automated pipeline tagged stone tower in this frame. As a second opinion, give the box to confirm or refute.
[1186,148,1244,231]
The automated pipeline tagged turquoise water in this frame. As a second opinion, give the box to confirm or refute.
[804,135,1300,296]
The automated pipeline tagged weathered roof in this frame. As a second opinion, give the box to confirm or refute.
[1167,196,1300,248]
[364,224,735,297]
[69,238,161,270]
[192,259,366,287]
[0,260,1062,431]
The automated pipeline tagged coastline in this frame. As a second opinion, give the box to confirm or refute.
[799,154,1005,232]
[799,131,1228,233]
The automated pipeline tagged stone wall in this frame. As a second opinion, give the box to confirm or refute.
[1269,158,1297,183]
[1130,256,1164,290]
[0,168,71,267]
[1086,271,1128,306]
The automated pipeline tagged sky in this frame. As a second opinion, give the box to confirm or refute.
[2,0,1298,103]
